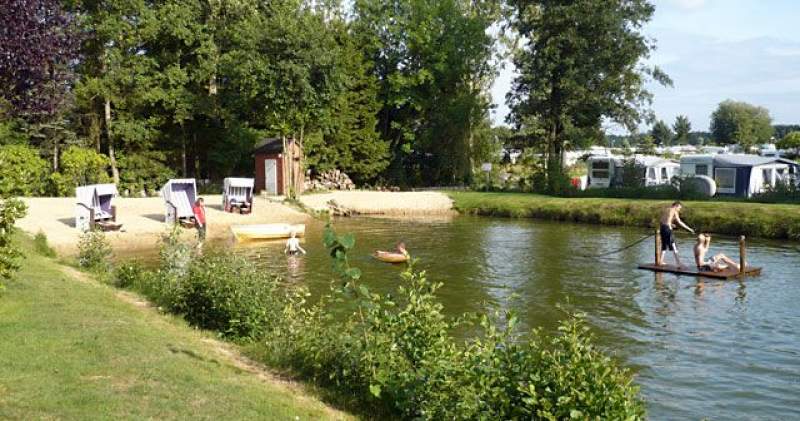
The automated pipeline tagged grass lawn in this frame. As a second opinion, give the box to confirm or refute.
[448,191,800,240]
[0,235,352,420]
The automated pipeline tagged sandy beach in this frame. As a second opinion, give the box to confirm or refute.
[16,191,455,256]
[17,195,309,256]
[299,191,454,216]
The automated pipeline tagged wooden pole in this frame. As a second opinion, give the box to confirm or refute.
[739,236,746,274]
[655,228,662,265]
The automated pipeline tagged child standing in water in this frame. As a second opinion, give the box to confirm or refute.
[284,231,306,255]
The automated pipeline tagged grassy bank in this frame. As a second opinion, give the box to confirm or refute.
[0,234,350,420]
[448,191,800,241]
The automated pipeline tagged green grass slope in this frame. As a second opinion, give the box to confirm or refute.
[0,235,351,420]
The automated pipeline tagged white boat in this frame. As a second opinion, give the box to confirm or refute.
[231,224,305,242]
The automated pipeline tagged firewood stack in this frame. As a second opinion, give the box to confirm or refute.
[305,169,356,191]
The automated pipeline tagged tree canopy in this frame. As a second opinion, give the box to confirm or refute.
[651,120,673,146]
[710,100,774,149]
[506,0,670,189]
[672,115,691,145]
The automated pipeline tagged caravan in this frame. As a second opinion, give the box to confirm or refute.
[586,155,679,188]
[680,154,799,197]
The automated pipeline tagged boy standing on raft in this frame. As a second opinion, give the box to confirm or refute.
[659,201,694,267]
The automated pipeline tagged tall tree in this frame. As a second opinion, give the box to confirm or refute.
[710,99,773,150]
[0,0,79,118]
[507,0,671,189]
[352,0,500,185]
[673,115,691,145]
[651,120,673,147]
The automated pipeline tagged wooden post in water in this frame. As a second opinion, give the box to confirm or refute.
[739,236,746,275]
[655,229,662,265]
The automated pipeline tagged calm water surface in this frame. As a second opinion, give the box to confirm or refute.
[189,216,800,419]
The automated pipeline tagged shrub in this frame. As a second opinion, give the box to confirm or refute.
[176,254,290,340]
[77,229,113,273]
[50,146,111,196]
[112,261,147,289]
[33,231,56,257]
[0,198,27,292]
[0,145,49,196]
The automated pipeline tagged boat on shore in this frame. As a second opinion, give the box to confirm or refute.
[231,223,305,242]
[372,250,409,263]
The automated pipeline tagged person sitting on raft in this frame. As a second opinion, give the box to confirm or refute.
[693,234,740,272]
[284,231,306,255]
[659,201,695,267]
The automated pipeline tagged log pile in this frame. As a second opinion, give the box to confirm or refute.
[306,169,356,191]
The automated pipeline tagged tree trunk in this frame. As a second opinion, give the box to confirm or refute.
[53,142,59,172]
[105,98,120,185]
[181,128,187,177]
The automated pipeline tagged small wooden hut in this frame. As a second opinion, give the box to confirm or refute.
[254,137,304,196]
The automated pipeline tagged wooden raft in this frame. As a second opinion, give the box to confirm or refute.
[638,263,762,279]
[638,231,762,280]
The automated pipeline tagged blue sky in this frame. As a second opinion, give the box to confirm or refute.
[490,0,800,133]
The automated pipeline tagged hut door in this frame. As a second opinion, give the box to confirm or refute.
[264,159,278,195]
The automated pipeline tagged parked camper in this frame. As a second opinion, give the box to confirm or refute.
[223,177,254,214]
[75,184,122,232]
[680,154,799,197]
[586,155,679,188]
[161,179,198,225]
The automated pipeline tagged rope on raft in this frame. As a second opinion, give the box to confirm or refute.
[578,233,654,258]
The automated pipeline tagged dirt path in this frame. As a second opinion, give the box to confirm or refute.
[18,195,309,256]
[299,190,454,216]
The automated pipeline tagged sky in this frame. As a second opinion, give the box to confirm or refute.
[490,0,800,134]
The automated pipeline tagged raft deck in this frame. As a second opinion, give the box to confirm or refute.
[638,264,762,279]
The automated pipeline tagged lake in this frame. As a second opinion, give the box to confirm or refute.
[166,216,800,419]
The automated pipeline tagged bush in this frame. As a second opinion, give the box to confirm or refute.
[77,230,113,273]
[50,146,111,196]
[0,198,27,292]
[33,231,56,257]
[0,145,49,196]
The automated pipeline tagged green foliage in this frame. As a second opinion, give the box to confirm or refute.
[777,131,800,150]
[673,115,691,144]
[651,120,673,146]
[118,152,175,195]
[353,0,500,185]
[0,145,49,196]
[619,159,646,188]
[637,135,657,155]
[173,254,293,341]
[51,146,111,196]
[508,0,670,189]
[33,231,55,258]
[0,198,28,292]
[710,100,773,149]
[77,230,112,273]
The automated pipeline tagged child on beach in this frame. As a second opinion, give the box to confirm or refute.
[192,198,206,243]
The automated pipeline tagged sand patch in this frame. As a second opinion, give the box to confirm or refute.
[299,190,454,216]
[18,195,308,256]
